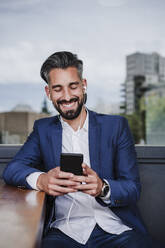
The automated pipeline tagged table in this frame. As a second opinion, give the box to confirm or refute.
[0,180,46,248]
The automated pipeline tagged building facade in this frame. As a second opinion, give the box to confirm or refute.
[123,52,165,114]
[0,104,51,144]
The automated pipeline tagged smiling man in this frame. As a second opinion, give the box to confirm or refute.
[47,67,86,120]
[3,51,155,248]
[45,66,87,127]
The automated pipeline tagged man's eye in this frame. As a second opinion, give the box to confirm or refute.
[70,84,78,89]
[54,87,61,92]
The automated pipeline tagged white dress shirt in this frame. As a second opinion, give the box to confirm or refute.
[27,112,131,244]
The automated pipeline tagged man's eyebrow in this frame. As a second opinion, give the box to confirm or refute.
[51,84,61,89]
[69,81,80,86]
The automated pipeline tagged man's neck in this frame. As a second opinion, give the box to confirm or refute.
[62,107,87,131]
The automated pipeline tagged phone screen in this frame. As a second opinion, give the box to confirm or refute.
[60,153,83,175]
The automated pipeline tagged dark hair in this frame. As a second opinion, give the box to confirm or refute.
[40,51,83,84]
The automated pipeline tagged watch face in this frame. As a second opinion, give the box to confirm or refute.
[103,183,109,197]
[101,181,109,197]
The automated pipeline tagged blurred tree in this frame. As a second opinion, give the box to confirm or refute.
[121,112,143,144]
[146,96,165,132]
[41,97,50,114]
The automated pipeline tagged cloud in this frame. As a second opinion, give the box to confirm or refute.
[0,39,89,84]
[0,0,41,11]
[0,0,165,113]
[98,0,130,7]
[0,42,41,84]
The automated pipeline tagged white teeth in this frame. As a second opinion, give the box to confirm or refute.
[63,102,74,108]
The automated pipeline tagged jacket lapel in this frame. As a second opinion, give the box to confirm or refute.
[47,111,101,174]
[48,116,62,168]
[88,111,102,177]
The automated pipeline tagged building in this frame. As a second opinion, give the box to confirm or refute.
[122,52,165,114]
[121,51,165,145]
[0,104,51,144]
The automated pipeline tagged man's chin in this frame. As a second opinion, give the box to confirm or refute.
[53,101,84,120]
[60,110,79,120]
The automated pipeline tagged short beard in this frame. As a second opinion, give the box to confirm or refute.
[53,96,84,120]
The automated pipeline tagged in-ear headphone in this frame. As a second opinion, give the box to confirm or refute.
[83,86,87,93]
[48,93,51,100]
[83,86,87,105]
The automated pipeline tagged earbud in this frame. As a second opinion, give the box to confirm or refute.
[83,86,87,93]
[83,86,87,105]
[48,93,51,100]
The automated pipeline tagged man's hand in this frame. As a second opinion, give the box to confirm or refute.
[72,163,103,197]
[36,166,80,196]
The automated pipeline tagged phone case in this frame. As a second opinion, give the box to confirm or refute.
[60,153,83,175]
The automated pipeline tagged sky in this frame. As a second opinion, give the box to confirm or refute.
[0,0,165,113]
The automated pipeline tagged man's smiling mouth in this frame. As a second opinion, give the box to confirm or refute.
[62,102,75,108]
[57,97,79,108]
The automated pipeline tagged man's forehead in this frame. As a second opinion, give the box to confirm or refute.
[48,67,81,85]
[49,67,79,76]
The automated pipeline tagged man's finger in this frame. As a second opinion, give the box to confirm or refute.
[48,184,77,194]
[54,178,80,187]
[57,171,74,179]
[48,167,74,179]
[73,183,96,190]
[72,175,94,183]
[82,163,96,176]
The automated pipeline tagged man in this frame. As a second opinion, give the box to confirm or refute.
[3,51,153,248]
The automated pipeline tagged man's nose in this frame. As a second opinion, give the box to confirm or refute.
[63,88,71,101]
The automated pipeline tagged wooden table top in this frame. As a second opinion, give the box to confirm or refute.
[0,180,46,248]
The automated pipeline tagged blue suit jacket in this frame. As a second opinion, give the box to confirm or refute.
[3,110,146,234]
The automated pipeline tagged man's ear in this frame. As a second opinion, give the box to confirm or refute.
[82,79,87,92]
[45,85,51,100]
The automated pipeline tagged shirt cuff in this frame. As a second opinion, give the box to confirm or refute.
[99,179,111,204]
[26,172,45,190]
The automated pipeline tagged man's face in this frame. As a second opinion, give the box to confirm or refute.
[45,67,87,120]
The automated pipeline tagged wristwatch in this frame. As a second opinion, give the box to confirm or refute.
[99,180,110,198]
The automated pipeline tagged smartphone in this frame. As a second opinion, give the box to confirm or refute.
[60,153,83,175]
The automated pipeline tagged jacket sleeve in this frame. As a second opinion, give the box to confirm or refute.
[97,117,141,208]
[3,121,43,189]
